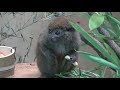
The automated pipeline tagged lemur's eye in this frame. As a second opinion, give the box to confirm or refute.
[55,30,60,35]
[49,29,53,34]
[67,29,70,31]
[67,27,75,32]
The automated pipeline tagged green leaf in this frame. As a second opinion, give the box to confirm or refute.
[105,12,112,15]
[78,51,120,71]
[68,21,117,64]
[93,32,106,39]
[98,65,104,78]
[94,32,120,66]
[107,15,120,36]
[107,15,120,25]
[103,42,120,66]
[82,12,91,18]
[102,24,118,38]
[89,13,105,30]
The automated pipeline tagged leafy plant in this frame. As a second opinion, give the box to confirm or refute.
[68,12,120,78]
[56,67,101,78]
[89,12,105,30]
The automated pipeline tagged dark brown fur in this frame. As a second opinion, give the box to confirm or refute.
[36,17,81,78]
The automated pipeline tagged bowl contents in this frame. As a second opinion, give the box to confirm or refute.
[0,52,5,58]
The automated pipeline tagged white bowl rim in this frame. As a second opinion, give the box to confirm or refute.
[0,46,15,58]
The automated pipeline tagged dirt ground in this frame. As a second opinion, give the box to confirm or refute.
[11,63,40,78]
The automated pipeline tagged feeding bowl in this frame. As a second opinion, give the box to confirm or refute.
[0,46,15,78]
